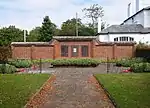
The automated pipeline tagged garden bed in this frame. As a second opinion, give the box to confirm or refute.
[51,59,99,67]
[95,73,150,108]
[0,74,50,108]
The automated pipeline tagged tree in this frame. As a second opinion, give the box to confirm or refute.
[39,16,56,42]
[59,18,82,36]
[0,26,24,46]
[83,4,105,32]
[79,25,95,36]
[27,27,41,42]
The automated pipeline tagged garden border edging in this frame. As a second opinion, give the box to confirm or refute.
[93,74,118,108]
[24,74,56,108]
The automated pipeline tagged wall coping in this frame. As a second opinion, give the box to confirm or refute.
[11,42,53,46]
[53,36,96,41]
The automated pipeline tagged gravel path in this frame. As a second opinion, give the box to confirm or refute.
[40,66,116,108]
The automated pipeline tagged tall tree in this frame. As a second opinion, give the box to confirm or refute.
[0,26,24,46]
[83,4,104,33]
[39,16,56,42]
[27,27,41,42]
[59,18,82,36]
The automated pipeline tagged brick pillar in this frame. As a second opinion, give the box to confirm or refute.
[31,45,34,60]
[113,44,116,59]
[132,44,136,58]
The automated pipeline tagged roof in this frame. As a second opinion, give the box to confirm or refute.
[123,6,150,23]
[53,36,96,41]
[98,24,147,34]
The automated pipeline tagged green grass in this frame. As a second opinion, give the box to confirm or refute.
[0,74,50,108]
[95,73,150,108]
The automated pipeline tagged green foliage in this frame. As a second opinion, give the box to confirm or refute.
[95,74,150,108]
[0,64,17,74]
[51,59,99,67]
[27,27,41,42]
[0,46,11,61]
[116,58,144,67]
[9,59,33,68]
[32,59,53,64]
[0,26,24,46]
[136,41,150,49]
[0,74,50,108]
[131,63,150,73]
[59,18,82,36]
[39,16,56,41]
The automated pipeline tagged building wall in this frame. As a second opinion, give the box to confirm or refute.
[54,40,92,59]
[99,33,150,43]
[123,10,150,28]
[124,11,144,26]
[144,10,150,28]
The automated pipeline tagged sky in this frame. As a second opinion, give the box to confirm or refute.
[0,0,150,31]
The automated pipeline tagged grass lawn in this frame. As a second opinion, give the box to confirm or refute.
[0,74,50,108]
[95,73,150,108]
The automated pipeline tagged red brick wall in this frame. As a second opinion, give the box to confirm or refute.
[12,45,54,59]
[12,46,32,59]
[93,42,135,59]
[54,40,92,59]
[11,41,135,60]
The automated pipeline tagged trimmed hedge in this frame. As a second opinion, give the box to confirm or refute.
[0,64,17,74]
[131,63,150,73]
[116,58,144,67]
[9,59,33,68]
[51,59,99,67]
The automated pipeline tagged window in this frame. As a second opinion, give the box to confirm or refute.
[71,46,79,57]
[61,45,68,57]
[81,46,89,57]
[114,37,134,42]
[129,37,134,41]
[114,37,118,41]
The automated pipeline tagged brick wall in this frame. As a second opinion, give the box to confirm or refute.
[11,44,54,59]
[54,40,92,59]
[11,40,135,60]
[93,42,135,59]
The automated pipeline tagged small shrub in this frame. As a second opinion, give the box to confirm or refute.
[32,59,53,64]
[116,58,144,67]
[51,59,99,67]
[9,59,33,68]
[131,63,150,73]
[0,64,17,74]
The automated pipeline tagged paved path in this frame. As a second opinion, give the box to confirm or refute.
[41,67,115,108]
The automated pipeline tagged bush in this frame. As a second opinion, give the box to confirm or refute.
[0,64,17,74]
[130,63,150,73]
[116,58,144,67]
[9,59,33,68]
[51,59,99,67]
[32,59,53,64]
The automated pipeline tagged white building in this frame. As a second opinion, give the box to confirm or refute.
[98,0,150,43]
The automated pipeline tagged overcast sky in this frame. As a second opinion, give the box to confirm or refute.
[0,0,150,30]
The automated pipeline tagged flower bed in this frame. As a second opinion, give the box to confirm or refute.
[51,59,99,67]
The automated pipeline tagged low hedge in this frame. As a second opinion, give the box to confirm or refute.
[9,59,33,68]
[32,59,53,64]
[116,58,144,67]
[51,59,99,67]
[0,64,17,74]
[131,63,150,73]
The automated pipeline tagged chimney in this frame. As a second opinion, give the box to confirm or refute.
[128,3,131,17]
[136,0,139,12]
[98,17,101,33]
